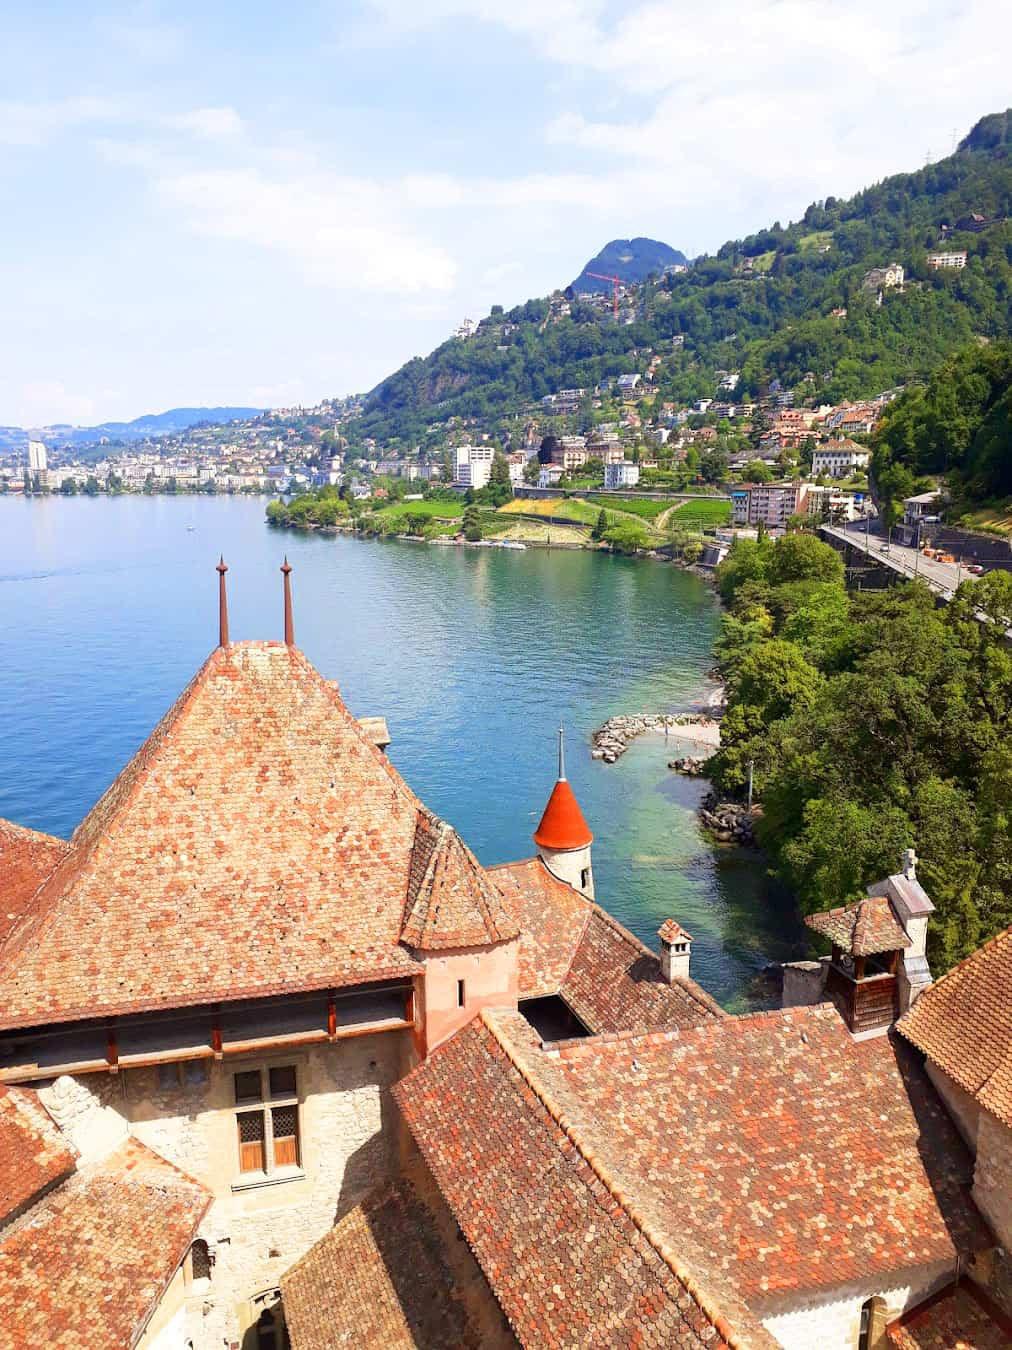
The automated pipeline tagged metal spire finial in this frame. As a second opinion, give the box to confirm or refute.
[216,555,229,648]
[281,556,294,646]
[558,724,567,781]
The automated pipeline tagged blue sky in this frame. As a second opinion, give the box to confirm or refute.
[2,1,1009,426]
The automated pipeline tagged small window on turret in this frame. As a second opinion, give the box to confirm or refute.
[581,868,590,890]
[457,979,466,1008]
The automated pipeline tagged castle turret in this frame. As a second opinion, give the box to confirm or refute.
[534,727,594,899]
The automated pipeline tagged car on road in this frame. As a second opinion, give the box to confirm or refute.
[967,564,985,575]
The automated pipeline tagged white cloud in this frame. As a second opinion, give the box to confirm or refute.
[0,97,122,146]
[165,107,243,139]
[17,379,101,427]
[151,165,457,293]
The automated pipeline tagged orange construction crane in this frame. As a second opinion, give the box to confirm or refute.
[584,271,621,316]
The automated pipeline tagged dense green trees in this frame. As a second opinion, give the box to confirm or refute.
[871,340,1012,508]
[711,537,1012,969]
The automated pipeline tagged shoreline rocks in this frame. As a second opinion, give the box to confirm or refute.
[698,791,760,845]
[669,755,706,776]
[591,712,720,764]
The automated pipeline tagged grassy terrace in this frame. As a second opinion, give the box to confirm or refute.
[665,498,732,528]
[585,494,671,521]
[372,498,464,520]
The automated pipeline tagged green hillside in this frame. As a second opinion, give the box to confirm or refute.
[354,110,1011,450]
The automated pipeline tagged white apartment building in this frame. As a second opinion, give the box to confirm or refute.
[453,445,494,491]
[811,443,870,479]
[926,251,967,269]
[27,440,47,474]
[733,481,808,529]
[604,461,640,489]
[617,373,641,396]
[506,452,527,487]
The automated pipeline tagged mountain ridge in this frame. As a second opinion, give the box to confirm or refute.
[570,237,688,292]
[0,406,266,452]
[355,109,1011,450]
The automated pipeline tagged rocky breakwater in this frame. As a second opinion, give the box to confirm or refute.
[591,713,719,764]
[698,791,760,845]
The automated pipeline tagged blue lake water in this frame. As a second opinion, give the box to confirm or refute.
[0,495,808,1009]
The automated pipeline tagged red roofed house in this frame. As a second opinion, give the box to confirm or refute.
[1,568,1009,1349]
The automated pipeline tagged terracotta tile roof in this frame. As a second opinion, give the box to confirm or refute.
[806,894,911,955]
[282,1176,497,1349]
[489,858,590,998]
[394,1010,775,1350]
[0,817,69,945]
[0,642,475,1029]
[533,779,593,851]
[658,919,692,944]
[0,1136,210,1349]
[537,1006,990,1310]
[560,908,725,1034]
[401,808,518,951]
[886,1279,1012,1348]
[0,1085,75,1226]
[492,861,722,1033]
[898,925,1012,1127]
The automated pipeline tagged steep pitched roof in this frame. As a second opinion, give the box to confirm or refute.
[399,1004,991,1331]
[401,808,518,951]
[281,1176,501,1350]
[535,1006,990,1310]
[491,859,723,1033]
[0,642,442,1030]
[0,1085,75,1226]
[0,817,69,945]
[886,1279,1012,1349]
[559,908,724,1034]
[0,1135,210,1349]
[489,858,590,998]
[898,925,1012,1128]
[533,779,593,851]
[806,894,911,956]
[394,1010,775,1350]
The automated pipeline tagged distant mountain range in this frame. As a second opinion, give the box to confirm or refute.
[0,406,265,452]
[570,238,689,292]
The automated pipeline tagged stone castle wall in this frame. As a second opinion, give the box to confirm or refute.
[41,1029,413,1349]
[974,1110,1012,1252]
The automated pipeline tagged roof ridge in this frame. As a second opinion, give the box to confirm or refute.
[898,924,1012,1038]
[545,1001,833,1059]
[0,648,221,970]
[478,1010,771,1350]
[582,904,728,1019]
[0,817,67,847]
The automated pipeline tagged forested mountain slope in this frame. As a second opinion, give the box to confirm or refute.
[355,110,1012,449]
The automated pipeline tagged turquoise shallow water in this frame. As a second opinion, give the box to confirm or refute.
[0,495,807,1008]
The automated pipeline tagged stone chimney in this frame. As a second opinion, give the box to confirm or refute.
[870,847,935,1013]
[658,920,692,982]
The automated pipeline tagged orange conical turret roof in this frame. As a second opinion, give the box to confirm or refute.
[533,727,593,852]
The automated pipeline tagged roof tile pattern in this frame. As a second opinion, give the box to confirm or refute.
[0,1136,209,1349]
[401,808,518,951]
[543,1006,991,1308]
[395,1011,775,1350]
[489,859,590,998]
[898,925,1012,1127]
[0,1086,75,1225]
[806,894,911,955]
[0,817,69,945]
[886,1280,1012,1349]
[560,908,724,1034]
[0,643,446,1029]
[282,1177,492,1349]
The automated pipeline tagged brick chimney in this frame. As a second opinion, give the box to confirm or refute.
[658,920,692,982]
